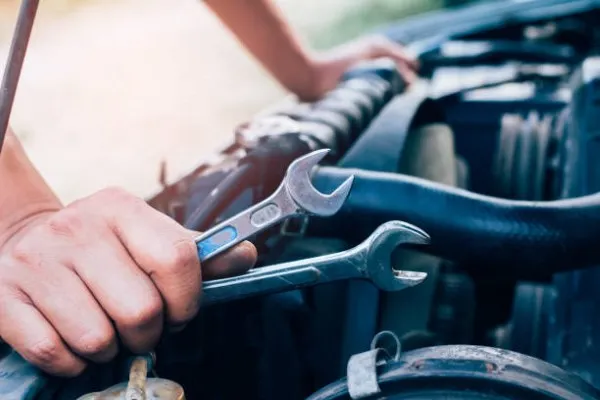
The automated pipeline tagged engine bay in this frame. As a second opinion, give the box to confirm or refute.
[143,3,600,399]
[3,0,600,399]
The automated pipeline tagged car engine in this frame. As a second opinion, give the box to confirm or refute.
[3,0,600,399]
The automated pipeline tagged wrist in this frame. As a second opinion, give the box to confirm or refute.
[0,129,62,247]
[296,51,360,102]
[278,52,324,102]
[298,54,345,102]
[0,205,59,249]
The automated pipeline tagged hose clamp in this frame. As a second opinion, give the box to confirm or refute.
[347,330,401,399]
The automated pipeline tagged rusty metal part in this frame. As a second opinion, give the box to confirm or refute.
[76,378,186,400]
[125,356,149,400]
[346,330,402,399]
[0,0,40,153]
[76,353,185,400]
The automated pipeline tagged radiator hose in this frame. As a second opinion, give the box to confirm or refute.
[312,166,600,279]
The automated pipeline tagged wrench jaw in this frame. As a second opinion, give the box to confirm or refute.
[285,149,354,216]
[195,149,353,263]
[365,220,430,292]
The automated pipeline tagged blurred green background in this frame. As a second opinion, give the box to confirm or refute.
[279,0,478,48]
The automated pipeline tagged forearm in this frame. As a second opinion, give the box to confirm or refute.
[0,129,61,243]
[204,0,321,99]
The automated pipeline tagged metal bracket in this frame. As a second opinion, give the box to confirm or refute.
[280,214,310,237]
[347,331,401,399]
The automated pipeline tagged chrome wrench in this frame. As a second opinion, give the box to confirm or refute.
[195,149,354,262]
[201,220,430,306]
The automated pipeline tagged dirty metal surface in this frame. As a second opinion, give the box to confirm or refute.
[76,378,185,400]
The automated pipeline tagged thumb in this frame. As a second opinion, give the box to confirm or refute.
[368,36,420,70]
[188,229,257,280]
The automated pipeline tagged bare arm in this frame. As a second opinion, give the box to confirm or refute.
[204,0,418,101]
[0,129,61,245]
[203,0,320,99]
[0,129,256,376]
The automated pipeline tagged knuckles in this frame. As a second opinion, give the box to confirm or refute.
[45,209,85,240]
[72,329,116,360]
[23,338,72,374]
[8,240,39,267]
[160,239,199,276]
[94,186,131,203]
[93,186,145,209]
[0,185,201,368]
[69,186,144,215]
[5,210,89,268]
[4,187,142,266]
[117,295,164,331]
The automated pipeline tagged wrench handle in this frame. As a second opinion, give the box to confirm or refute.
[201,250,365,306]
[196,225,239,261]
[202,266,321,306]
[195,189,296,262]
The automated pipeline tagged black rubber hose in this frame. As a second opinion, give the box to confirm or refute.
[312,166,600,279]
[184,59,401,231]
[184,133,314,231]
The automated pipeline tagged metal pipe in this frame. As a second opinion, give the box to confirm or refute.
[0,0,40,153]
[125,356,149,400]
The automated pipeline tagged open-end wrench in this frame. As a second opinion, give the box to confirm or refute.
[195,149,354,262]
[201,220,430,306]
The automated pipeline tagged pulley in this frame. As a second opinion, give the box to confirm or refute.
[308,331,600,399]
[492,111,555,200]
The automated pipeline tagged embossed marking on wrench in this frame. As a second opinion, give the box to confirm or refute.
[195,149,354,262]
[201,220,430,306]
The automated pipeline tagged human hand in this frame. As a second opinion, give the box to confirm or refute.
[0,187,256,377]
[300,35,419,102]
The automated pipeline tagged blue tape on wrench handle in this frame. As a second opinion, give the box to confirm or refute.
[196,225,239,262]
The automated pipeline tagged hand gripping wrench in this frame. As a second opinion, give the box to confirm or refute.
[195,149,354,262]
[201,220,430,306]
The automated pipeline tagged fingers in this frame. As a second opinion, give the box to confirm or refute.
[364,35,420,84]
[91,188,202,326]
[371,36,419,70]
[72,188,201,326]
[0,288,86,377]
[87,188,257,327]
[200,239,257,280]
[7,225,120,364]
[397,62,418,85]
[65,231,164,353]
[34,202,165,355]
[19,264,119,364]
[0,186,258,376]
[166,237,257,334]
